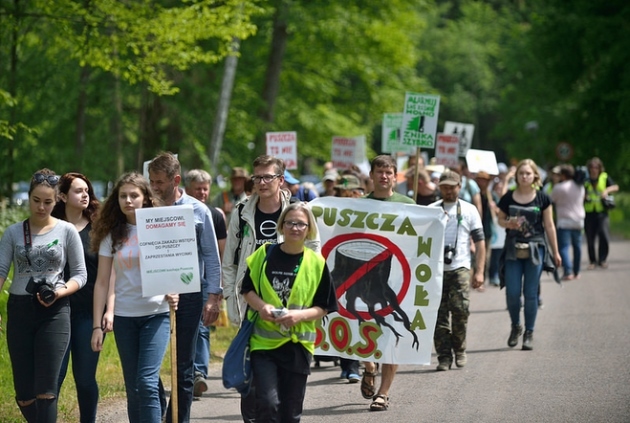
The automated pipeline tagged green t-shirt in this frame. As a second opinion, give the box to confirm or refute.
[366,191,416,204]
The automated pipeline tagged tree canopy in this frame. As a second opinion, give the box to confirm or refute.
[1,0,628,201]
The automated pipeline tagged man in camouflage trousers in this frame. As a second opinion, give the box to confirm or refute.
[430,171,486,371]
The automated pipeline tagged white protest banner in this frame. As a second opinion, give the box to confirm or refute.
[310,197,446,365]
[266,131,298,170]
[434,133,460,168]
[465,148,499,175]
[443,121,475,157]
[401,92,440,149]
[331,135,366,170]
[136,205,201,297]
[382,113,415,155]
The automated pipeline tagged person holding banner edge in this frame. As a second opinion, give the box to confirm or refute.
[91,172,179,423]
[148,153,222,423]
[360,155,416,412]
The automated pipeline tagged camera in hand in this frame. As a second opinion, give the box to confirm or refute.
[26,277,56,304]
[444,244,456,265]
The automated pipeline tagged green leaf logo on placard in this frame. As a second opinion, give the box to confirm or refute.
[180,272,193,284]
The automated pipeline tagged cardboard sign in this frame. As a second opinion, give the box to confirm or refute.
[401,93,441,148]
[136,205,201,297]
[266,132,297,170]
[310,197,446,365]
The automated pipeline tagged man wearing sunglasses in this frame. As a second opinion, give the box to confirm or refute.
[218,155,320,422]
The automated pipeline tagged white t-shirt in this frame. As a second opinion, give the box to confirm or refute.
[99,224,169,317]
[430,199,483,271]
[551,180,585,229]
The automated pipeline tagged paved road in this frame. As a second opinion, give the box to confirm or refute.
[100,239,630,422]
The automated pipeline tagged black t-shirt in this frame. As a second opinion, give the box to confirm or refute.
[254,207,282,248]
[240,244,337,374]
[209,206,227,241]
[67,222,98,314]
[498,190,551,242]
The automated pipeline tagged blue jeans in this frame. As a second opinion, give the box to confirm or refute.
[58,309,102,423]
[114,313,170,423]
[557,228,582,276]
[162,291,202,423]
[194,288,210,378]
[504,248,543,332]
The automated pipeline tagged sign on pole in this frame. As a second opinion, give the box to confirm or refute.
[310,197,447,365]
[382,113,414,155]
[136,205,201,297]
[401,93,441,149]
[331,135,366,170]
[266,131,298,170]
[434,133,460,168]
[443,121,475,157]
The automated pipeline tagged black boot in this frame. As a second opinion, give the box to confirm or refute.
[522,330,534,350]
[508,325,523,348]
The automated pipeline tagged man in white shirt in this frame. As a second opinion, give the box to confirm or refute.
[431,171,485,371]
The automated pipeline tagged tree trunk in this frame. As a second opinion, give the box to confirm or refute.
[209,37,241,175]
[75,66,90,171]
[256,2,290,154]
[112,74,125,177]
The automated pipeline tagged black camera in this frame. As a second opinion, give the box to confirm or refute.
[573,166,588,185]
[25,277,56,304]
[444,244,456,265]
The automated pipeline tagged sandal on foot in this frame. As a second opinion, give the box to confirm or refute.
[360,370,377,399]
[369,394,389,411]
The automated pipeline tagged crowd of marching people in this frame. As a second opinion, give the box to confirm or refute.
[0,151,619,422]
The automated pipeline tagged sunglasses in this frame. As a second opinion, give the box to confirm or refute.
[33,173,60,186]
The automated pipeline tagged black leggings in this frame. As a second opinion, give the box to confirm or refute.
[7,294,70,423]
[584,212,610,264]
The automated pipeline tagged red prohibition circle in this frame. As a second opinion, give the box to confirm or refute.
[321,232,412,320]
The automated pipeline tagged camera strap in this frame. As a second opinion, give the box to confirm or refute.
[441,200,461,251]
[23,220,33,266]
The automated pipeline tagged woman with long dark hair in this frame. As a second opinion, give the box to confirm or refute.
[0,168,87,422]
[90,172,178,423]
[52,172,112,422]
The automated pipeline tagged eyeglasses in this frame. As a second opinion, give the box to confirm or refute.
[283,221,309,230]
[33,173,60,186]
[251,174,281,184]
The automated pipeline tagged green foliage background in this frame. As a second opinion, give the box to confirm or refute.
[1,0,627,194]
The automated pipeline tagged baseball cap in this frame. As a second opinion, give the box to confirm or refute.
[439,171,461,186]
[335,175,362,190]
[283,170,300,185]
[323,170,339,182]
[497,163,508,174]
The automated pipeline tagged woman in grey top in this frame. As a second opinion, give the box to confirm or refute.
[0,169,87,423]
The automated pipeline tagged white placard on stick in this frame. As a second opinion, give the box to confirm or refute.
[465,149,499,175]
[443,121,475,157]
[136,205,201,297]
